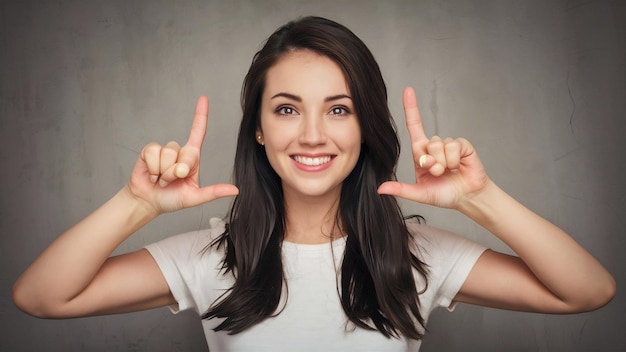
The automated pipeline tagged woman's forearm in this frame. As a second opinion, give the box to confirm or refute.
[457,180,615,310]
[12,186,157,316]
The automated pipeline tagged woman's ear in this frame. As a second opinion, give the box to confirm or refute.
[256,130,264,146]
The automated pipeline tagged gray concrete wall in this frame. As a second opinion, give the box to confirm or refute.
[1,0,624,351]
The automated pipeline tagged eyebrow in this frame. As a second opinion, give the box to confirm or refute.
[270,92,352,102]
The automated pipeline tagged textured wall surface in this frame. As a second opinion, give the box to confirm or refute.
[1,0,624,351]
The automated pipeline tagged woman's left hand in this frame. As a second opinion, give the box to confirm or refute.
[377,87,490,209]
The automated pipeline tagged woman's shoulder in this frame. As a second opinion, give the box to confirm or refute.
[405,218,488,312]
[404,218,486,262]
[405,217,457,246]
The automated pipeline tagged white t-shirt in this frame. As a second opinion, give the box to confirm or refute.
[145,218,486,351]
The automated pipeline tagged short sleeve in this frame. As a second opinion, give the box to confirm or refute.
[144,218,228,315]
[408,222,487,313]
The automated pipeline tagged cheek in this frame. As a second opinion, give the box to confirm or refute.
[260,122,281,150]
[335,123,362,151]
[264,129,293,151]
[261,126,293,168]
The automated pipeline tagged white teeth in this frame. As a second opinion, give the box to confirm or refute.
[293,155,331,166]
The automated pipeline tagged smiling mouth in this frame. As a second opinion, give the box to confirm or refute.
[292,155,332,166]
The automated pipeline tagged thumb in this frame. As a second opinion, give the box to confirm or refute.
[377,181,427,203]
[185,184,239,207]
[377,181,408,197]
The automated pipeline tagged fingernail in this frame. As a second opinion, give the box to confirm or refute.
[419,155,427,168]
[159,179,169,188]
[149,175,158,184]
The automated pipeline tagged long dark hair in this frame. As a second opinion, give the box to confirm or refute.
[203,16,429,340]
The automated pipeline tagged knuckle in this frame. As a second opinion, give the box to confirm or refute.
[164,141,181,149]
[443,137,455,144]
[444,140,460,152]
[430,135,442,142]
[457,137,471,146]
[427,140,444,153]
[142,142,162,157]
[141,144,162,173]
[161,145,180,159]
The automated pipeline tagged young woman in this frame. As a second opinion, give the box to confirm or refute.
[12,16,614,351]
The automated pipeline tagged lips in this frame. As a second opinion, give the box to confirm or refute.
[292,155,332,166]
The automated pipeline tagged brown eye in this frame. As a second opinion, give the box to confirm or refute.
[329,106,350,116]
[276,106,297,116]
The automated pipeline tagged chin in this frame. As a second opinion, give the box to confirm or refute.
[284,182,343,199]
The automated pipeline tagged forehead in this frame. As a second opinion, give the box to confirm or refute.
[263,50,350,97]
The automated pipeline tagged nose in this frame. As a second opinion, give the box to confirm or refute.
[299,114,327,146]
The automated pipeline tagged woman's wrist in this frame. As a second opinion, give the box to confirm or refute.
[455,179,508,228]
[116,185,160,227]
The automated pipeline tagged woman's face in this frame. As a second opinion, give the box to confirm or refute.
[258,50,362,200]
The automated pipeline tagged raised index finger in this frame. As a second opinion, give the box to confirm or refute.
[186,96,209,148]
[403,87,428,143]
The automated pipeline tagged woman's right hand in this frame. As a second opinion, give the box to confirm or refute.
[128,96,239,214]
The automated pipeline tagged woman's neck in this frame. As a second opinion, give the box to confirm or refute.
[282,190,342,244]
